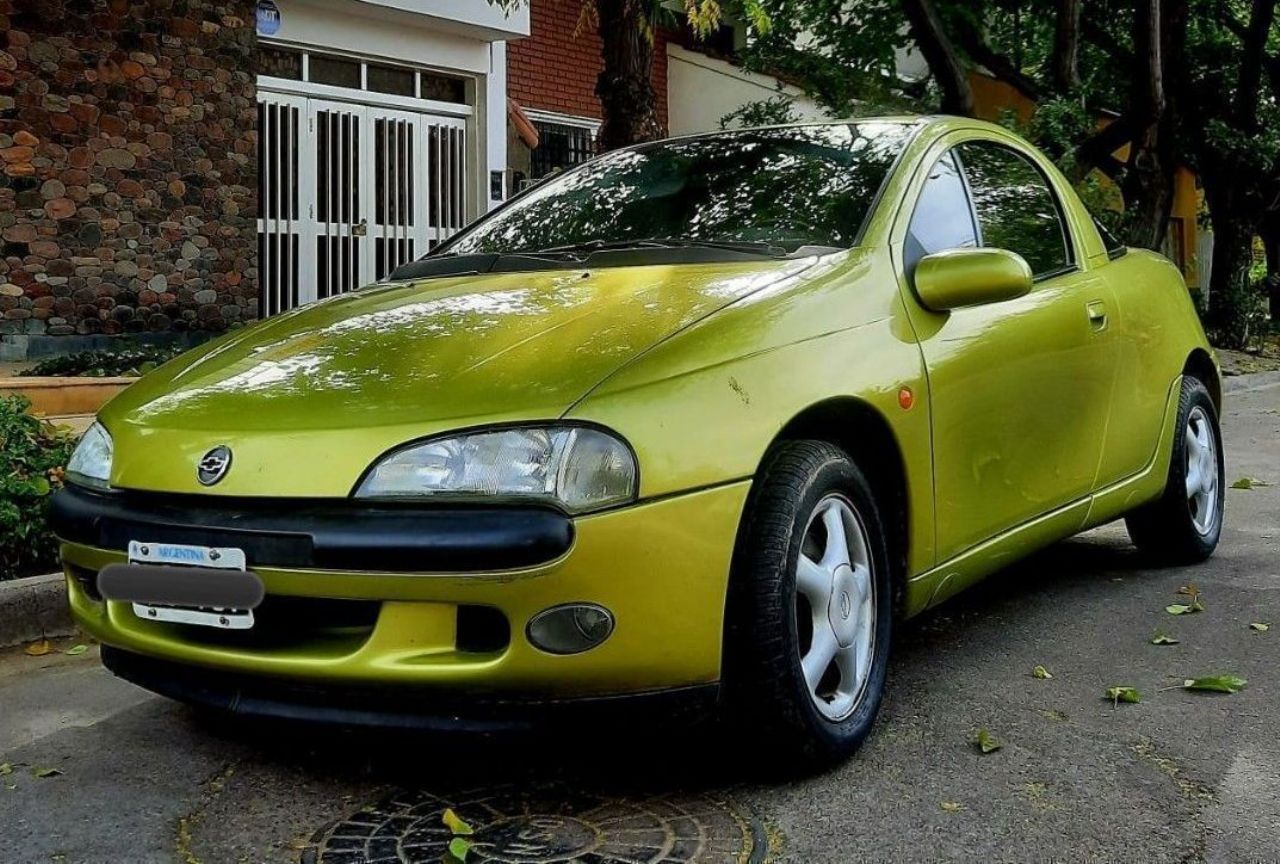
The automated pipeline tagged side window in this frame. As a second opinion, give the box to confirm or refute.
[956,142,1072,277]
[905,151,978,273]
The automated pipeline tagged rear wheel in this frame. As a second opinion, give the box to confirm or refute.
[1125,376,1224,563]
[724,440,893,768]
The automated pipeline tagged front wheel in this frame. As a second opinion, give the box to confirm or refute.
[1125,376,1225,563]
[723,440,893,768]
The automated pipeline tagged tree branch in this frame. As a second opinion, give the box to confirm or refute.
[900,0,974,116]
[1235,0,1278,131]
[950,15,1042,101]
[1052,0,1083,92]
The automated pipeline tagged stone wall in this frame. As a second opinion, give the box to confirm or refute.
[0,0,257,354]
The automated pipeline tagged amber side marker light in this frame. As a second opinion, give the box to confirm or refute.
[898,387,915,410]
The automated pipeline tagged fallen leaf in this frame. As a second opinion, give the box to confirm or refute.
[1231,477,1269,489]
[1250,622,1270,632]
[940,801,963,812]
[0,763,10,776]
[973,729,1001,754]
[63,644,88,656]
[448,837,473,862]
[23,640,52,657]
[442,808,474,836]
[1183,675,1247,694]
[1032,665,1053,679]
[1177,583,1200,596]
[1166,595,1205,614]
[1150,632,1180,645]
[31,767,62,778]
[1105,686,1141,705]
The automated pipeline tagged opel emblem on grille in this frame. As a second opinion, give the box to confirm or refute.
[197,446,233,486]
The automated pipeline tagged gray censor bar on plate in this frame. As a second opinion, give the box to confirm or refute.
[98,564,266,610]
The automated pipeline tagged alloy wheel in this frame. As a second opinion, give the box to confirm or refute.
[794,494,877,722]
[1184,405,1220,536]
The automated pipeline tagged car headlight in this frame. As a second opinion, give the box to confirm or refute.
[355,426,638,514]
[67,421,113,489]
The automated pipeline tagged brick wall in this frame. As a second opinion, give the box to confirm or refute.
[507,0,670,131]
[0,0,257,352]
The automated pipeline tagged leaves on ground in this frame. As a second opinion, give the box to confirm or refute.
[23,639,52,657]
[1166,585,1206,615]
[0,763,11,776]
[447,837,473,862]
[940,801,963,812]
[1150,631,1180,645]
[63,644,88,656]
[1250,622,1270,632]
[1182,675,1247,693]
[1032,665,1053,679]
[1106,686,1141,705]
[442,808,474,836]
[972,729,1002,754]
[31,767,62,778]
[1230,477,1268,489]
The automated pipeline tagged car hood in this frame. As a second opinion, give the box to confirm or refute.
[102,259,813,496]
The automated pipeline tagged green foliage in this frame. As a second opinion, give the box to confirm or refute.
[20,344,185,378]
[718,95,800,129]
[0,396,75,581]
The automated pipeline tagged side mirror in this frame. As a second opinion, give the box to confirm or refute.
[913,248,1033,312]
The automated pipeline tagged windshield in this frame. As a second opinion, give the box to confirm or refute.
[440,121,918,257]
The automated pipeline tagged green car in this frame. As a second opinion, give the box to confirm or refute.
[53,117,1222,764]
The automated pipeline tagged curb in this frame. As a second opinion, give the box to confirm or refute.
[0,572,73,649]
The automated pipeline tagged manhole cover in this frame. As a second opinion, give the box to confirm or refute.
[303,787,765,864]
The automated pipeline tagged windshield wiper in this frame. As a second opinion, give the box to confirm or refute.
[648,237,789,257]
[531,237,788,258]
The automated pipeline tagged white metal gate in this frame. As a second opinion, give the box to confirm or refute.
[257,93,469,314]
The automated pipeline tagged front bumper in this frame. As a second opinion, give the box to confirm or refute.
[56,481,751,700]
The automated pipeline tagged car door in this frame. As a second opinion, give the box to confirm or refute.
[900,139,1116,563]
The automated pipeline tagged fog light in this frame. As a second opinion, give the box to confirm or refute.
[526,603,614,655]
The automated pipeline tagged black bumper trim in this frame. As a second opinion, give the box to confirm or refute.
[50,484,574,573]
[101,646,719,733]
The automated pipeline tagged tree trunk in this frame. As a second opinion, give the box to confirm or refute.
[1261,212,1280,321]
[1052,0,1083,92]
[594,0,663,151]
[1207,205,1258,348]
[900,0,974,116]
[1122,0,1178,250]
[1235,0,1278,130]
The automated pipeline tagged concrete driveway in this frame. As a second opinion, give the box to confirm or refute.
[1,374,1277,864]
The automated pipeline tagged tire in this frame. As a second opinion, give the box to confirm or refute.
[723,440,893,769]
[1125,376,1225,563]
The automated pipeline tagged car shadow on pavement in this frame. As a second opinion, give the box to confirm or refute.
[184,525,1156,794]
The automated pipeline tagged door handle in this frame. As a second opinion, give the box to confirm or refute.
[1086,300,1108,331]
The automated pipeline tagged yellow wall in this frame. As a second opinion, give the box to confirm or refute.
[967,72,1201,288]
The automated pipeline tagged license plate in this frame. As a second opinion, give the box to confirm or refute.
[126,541,256,631]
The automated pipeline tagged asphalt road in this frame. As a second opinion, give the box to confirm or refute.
[2,373,1278,864]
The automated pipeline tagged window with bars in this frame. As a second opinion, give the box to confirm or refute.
[530,121,595,180]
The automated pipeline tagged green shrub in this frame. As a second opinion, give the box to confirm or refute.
[0,396,76,581]
[19,343,185,378]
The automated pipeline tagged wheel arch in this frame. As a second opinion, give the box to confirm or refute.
[1183,348,1221,413]
[752,397,911,615]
